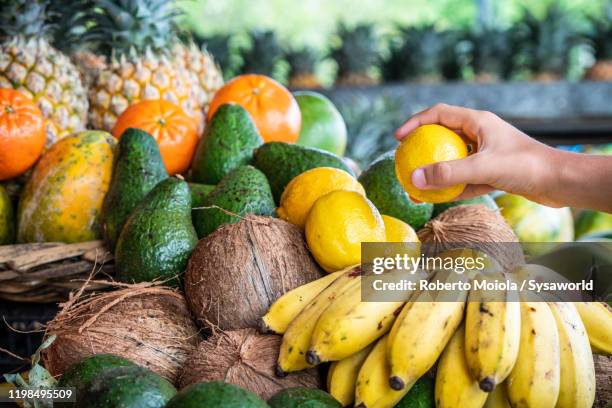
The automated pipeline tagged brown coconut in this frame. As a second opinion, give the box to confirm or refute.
[42,285,200,384]
[417,204,525,271]
[184,216,323,330]
[594,354,612,408]
[180,328,320,399]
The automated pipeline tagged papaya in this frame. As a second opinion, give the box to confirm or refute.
[0,184,14,244]
[17,131,116,243]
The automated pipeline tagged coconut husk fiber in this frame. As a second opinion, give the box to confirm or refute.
[180,329,320,399]
[184,216,323,330]
[42,283,200,384]
[417,204,525,272]
[594,354,612,408]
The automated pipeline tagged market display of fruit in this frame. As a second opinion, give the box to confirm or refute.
[0,1,611,408]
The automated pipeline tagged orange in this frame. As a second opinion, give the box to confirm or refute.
[208,74,301,143]
[0,88,45,180]
[112,99,199,175]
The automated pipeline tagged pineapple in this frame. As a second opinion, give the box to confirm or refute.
[86,0,222,132]
[0,0,88,147]
[239,30,283,78]
[471,28,514,82]
[194,33,236,80]
[285,47,321,88]
[584,1,612,81]
[331,23,380,86]
[518,4,576,81]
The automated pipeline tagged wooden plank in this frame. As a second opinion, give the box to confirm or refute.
[82,247,113,263]
[8,241,104,271]
[0,270,19,281]
[0,242,62,263]
[23,261,94,280]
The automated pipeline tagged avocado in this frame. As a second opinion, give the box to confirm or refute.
[57,354,136,407]
[358,152,433,230]
[189,183,215,208]
[192,165,275,238]
[164,381,268,408]
[191,104,263,184]
[101,128,168,249]
[268,387,341,408]
[432,194,498,218]
[76,365,176,408]
[395,376,435,408]
[253,142,354,203]
[115,178,198,285]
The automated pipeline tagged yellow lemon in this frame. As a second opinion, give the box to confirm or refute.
[381,214,419,242]
[395,124,468,203]
[277,167,365,228]
[305,190,386,272]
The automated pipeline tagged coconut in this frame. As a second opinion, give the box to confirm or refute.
[180,329,320,399]
[184,216,323,330]
[42,284,200,384]
[417,204,525,271]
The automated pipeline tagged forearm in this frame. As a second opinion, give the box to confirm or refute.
[545,149,612,212]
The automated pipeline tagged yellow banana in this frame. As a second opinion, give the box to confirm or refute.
[574,301,612,355]
[507,301,560,408]
[548,302,596,408]
[483,383,511,408]
[464,272,521,392]
[327,344,374,406]
[261,269,345,334]
[355,335,409,408]
[435,324,488,408]
[387,269,468,391]
[307,271,423,364]
[277,266,361,374]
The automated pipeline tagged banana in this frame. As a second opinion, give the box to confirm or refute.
[548,302,596,408]
[307,271,423,364]
[277,266,361,374]
[355,335,409,408]
[574,301,612,355]
[483,384,511,408]
[507,301,560,408]
[387,269,468,391]
[327,344,374,406]
[464,272,521,392]
[435,324,488,408]
[261,269,345,334]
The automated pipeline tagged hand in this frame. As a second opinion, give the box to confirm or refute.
[396,103,569,207]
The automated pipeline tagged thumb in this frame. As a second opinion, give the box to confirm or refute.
[411,155,490,190]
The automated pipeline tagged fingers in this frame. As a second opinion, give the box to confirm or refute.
[411,154,491,190]
[452,185,495,201]
[395,103,490,142]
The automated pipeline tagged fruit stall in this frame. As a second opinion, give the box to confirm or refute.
[1,0,612,407]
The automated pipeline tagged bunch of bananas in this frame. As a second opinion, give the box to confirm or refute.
[261,261,612,408]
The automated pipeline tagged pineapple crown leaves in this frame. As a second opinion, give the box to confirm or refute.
[239,29,283,76]
[285,46,320,76]
[586,0,612,59]
[88,0,182,57]
[0,0,52,41]
[47,0,98,53]
[470,27,515,78]
[330,22,381,77]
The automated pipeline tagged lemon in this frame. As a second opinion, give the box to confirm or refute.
[381,215,419,242]
[305,190,386,272]
[395,124,468,203]
[277,167,365,228]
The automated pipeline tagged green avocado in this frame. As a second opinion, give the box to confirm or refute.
[268,387,341,408]
[115,178,198,285]
[76,365,176,408]
[358,152,433,230]
[192,165,275,238]
[164,381,268,408]
[189,183,215,208]
[253,142,354,203]
[191,104,263,184]
[101,128,168,249]
[432,194,498,218]
[394,376,435,408]
[57,354,136,407]
[0,185,15,244]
